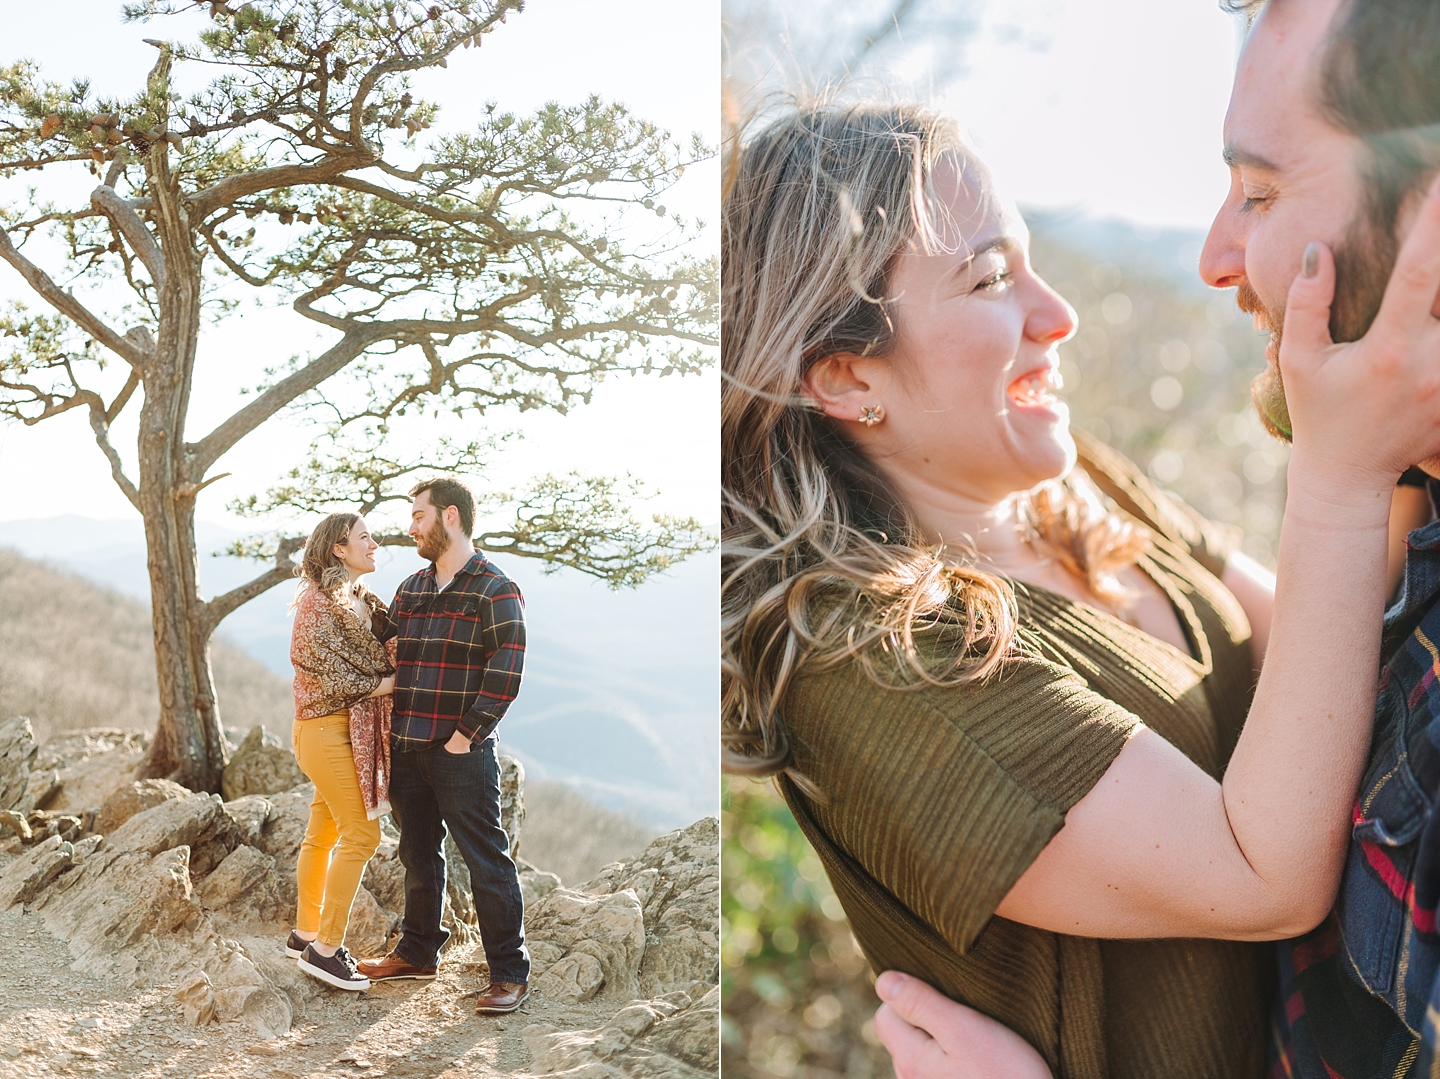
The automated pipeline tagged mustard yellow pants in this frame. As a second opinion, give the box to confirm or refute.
[292,714,382,947]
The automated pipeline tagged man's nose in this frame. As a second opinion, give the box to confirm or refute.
[1200,200,1247,290]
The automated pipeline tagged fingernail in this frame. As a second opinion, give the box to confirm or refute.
[1301,242,1320,278]
[875,971,905,999]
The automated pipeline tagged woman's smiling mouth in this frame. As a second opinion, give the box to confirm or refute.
[1006,365,1064,411]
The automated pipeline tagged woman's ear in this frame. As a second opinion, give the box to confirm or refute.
[803,353,886,426]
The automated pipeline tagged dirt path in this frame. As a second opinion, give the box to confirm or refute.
[0,906,618,1078]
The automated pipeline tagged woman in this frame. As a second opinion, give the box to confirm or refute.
[287,512,396,992]
[721,102,1440,1077]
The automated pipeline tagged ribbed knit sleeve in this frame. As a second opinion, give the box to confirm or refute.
[786,651,1140,956]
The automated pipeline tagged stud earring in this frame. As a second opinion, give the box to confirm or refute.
[859,404,884,427]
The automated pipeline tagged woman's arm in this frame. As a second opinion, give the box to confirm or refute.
[365,675,395,698]
[998,203,1440,941]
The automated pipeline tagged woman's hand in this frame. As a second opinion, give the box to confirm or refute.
[1280,174,1440,505]
[874,972,1052,1079]
[366,675,395,698]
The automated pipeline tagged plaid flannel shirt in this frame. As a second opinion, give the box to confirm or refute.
[1271,509,1440,1078]
[383,552,526,750]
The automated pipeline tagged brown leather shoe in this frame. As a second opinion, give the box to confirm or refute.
[475,981,529,1014]
[354,952,438,982]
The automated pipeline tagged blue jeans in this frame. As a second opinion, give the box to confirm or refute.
[388,737,530,983]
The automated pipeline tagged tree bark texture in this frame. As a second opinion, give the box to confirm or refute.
[132,130,229,792]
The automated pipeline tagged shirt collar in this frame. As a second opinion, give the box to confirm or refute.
[1386,512,1440,627]
[424,551,487,587]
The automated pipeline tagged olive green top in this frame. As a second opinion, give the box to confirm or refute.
[779,434,1273,1079]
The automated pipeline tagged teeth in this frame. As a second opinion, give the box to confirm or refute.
[1007,368,1061,405]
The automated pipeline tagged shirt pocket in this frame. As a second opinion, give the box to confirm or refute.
[1340,682,1429,997]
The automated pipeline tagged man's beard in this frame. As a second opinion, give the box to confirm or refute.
[415,517,452,562]
[1244,210,1397,443]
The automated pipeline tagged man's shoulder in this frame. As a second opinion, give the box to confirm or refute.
[462,554,524,604]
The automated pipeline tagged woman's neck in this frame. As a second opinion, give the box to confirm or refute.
[890,470,1036,573]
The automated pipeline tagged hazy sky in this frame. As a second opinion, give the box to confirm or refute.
[940,0,1242,231]
[0,0,719,528]
[727,0,1244,231]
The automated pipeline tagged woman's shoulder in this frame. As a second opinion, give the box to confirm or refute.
[787,641,1133,771]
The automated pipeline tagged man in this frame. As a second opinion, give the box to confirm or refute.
[871,0,1440,1074]
[358,477,531,1015]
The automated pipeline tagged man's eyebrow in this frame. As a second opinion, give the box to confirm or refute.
[950,235,1016,276]
[1222,144,1280,171]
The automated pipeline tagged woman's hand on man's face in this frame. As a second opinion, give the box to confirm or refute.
[873,972,1053,1079]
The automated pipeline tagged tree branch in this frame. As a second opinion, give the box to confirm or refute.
[202,535,305,635]
[0,228,153,368]
[187,148,378,222]
[91,185,167,291]
[87,402,140,510]
[185,326,382,477]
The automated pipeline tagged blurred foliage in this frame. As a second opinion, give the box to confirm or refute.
[721,223,1280,1077]
[1031,226,1283,567]
[722,776,892,1079]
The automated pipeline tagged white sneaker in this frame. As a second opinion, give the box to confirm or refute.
[297,945,370,991]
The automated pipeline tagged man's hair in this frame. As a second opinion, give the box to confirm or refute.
[410,477,476,537]
[1225,0,1440,254]
[1319,0,1440,258]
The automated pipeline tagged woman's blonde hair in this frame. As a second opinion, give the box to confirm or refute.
[721,101,1148,781]
[297,512,361,601]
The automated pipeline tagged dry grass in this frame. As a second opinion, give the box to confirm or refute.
[520,777,661,885]
[0,547,294,743]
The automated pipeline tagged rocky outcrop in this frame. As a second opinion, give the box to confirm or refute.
[94,778,190,835]
[528,887,647,1001]
[221,726,306,802]
[37,728,149,815]
[0,716,38,812]
[109,791,243,878]
[521,984,720,1078]
[525,815,719,1019]
[0,724,719,1071]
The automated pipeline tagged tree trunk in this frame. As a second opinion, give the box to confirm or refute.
[134,122,229,792]
[135,489,229,793]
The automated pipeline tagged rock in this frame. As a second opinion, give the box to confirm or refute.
[25,812,80,844]
[197,845,283,925]
[222,726,307,802]
[38,845,199,978]
[641,984,720,1073]
[442,830,477,946]
[519,858,561,907]
[343,886,395,959]
[37,729,148,814]
[95,779,190,836]
[23,768,60,812]
[534,951,605,1003]
[525,887,646,1000]
[0,810,31,841]
[175,972,216,1026]
[581,817,719,997]
[361,835,404,913]
[500,753,524,858]
[109,791,242,878]
[220,794,275,849]
[34,728,149,774]
[0,716,38,812]
[522,987,719,1078]
[0,835,74,908]
[250,785,314,864]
